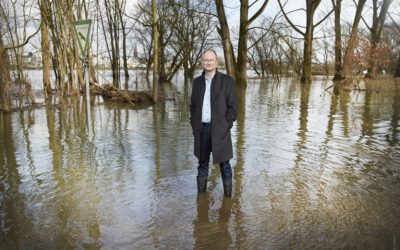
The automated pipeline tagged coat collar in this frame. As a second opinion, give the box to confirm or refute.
[200,70,222,104]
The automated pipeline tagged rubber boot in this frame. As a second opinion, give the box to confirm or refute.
[222,179,232,197]
[197,176,208,192]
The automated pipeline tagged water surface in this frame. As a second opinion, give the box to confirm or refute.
[1,76,400,249]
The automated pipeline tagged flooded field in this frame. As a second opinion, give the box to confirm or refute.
[1,73,400,249]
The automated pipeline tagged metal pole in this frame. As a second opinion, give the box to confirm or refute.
[85,55,92,138]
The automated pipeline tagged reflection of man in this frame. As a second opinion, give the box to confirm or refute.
[190,48,237,197]
[193,194,232,248]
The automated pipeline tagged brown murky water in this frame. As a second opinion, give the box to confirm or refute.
[1,75,400,249]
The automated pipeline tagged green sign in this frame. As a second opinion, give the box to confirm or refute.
[72,20,92,56]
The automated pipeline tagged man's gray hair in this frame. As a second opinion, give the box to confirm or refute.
[203,48,218,60]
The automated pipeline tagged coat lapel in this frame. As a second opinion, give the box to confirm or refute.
[211,71,222,104]
[199,72,206,106]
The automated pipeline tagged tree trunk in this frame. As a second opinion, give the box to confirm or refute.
[301,0,319,84]
[235,0,250,87]
[89,53,98,83]
[104,0,120,88]
[118,0,129,79]
[394,54,400,77]
[332,0,344,81]
[301,27,313,84]
[366,0,393,79]
[40,0,52,96]
[158,26,167,83]
[215,0,236,78]
[342,0,367,78]
[65,1,84,94]
[121,27,129,79]
[46,1,61,90]
[152,0,159,102]
[0,33,11,111]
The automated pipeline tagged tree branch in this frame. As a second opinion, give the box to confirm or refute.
[388,13,400,34]
[313,7,334,28]
[2,22,42,55]
[248,0,270,25]
[277,0,305,36]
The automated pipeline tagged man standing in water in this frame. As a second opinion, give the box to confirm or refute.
[190,48,237,197]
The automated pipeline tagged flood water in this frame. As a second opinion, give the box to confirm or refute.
[1,74,400,249]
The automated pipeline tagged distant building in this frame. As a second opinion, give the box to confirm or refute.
[10,52,42,68]
[25,52,42,68]
[92,53,111,68]
[127,56,140,68]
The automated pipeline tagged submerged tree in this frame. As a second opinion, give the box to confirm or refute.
[0,26,12,111]
[99,0,121,88]
[278,0,334,84]
[342,0,368,79]
[133,0,214,83]
[247,16,295,81]
[332,0,343,81]
[152,0,158,102]
[215,0,270,87]
[0,0,39,106]
[365,0,394,78]
[39,0,52,96]
[169,0,215,79]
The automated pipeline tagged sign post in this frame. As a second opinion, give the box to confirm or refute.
[73,20,92,136]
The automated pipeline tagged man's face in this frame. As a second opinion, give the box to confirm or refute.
[202,51,218,72]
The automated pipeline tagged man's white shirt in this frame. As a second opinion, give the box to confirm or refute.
[202,76,213,123]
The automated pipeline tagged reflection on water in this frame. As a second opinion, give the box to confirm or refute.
[1,76,400,248]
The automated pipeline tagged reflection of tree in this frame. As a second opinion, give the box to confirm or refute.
[233,87,247,248]
[153,102,161,184]
[390,80,400,144]
[339,88,350,138]
[320,88,339,160]
[317,87,341,212]
[19,110,36,183]
[297,84,310,141]
[46,102,66,234]
[45,101,100,246]
[288,83,312,247]
[0,113,32,247]
[360,88,373,138]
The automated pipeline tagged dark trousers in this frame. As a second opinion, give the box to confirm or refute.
[198,123,232,180]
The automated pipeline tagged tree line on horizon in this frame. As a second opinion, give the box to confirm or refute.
[0,0,399,111]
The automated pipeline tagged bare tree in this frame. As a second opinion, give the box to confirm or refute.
[130,0,154,83]
[0,27,12,111]
[169,0,215,79]
[342,0,367,78]
[247,17,293,81]
[215,0,270,87]
[37,0,87,96]
[39,0,51,96]
[99,0,121,88]
[0,0,41,110]
[364,0,394,78]
[152,0,158,102]
[332,0,344,81]
[117,0,130,79]
[1,0,38,105]
[132,0,214,83]
[278,0,334,84]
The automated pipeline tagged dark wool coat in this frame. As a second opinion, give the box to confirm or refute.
[190,70,237,164]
